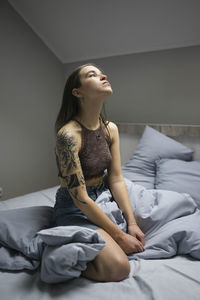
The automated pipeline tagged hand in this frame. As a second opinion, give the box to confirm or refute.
[128,223,145,246]
[116,232,145,255]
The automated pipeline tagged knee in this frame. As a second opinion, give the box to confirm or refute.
[106,256,130,282]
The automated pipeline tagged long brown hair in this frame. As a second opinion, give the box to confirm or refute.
[55,63,110,135]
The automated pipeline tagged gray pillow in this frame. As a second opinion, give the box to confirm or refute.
[155,158,200,208]
[122,125,193,189]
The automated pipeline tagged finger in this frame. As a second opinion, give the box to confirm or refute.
[130,240,141,253]
[139,240,145,252]
[137,239,145,251]
[140,236,145,246]
[137,234,145,246]
[136,241,144,252]
[140,243,145,252]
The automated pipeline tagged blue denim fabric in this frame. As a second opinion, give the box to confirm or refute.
[51,181,107,230]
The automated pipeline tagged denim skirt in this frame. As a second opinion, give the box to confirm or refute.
[51,181,107,230]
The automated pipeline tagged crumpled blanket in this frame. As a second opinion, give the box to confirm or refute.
[39,226,105,283]
[96,178,200,261]
[0,177,200,283]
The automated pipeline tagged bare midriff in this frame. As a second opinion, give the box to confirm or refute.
[59,175,103,188]
[85,175,103,186]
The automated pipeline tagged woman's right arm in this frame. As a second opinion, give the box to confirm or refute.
[56,128,144,254]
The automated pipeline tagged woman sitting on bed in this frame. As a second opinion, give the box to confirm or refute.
[52,63,145,282]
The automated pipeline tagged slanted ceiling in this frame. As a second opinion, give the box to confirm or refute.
[8,0,200,63]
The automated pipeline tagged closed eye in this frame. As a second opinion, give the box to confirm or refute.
[87,70,103,77]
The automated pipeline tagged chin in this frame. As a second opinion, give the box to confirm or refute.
[105,85,113,93]
[104,90,113,98]
[108,88,113,95]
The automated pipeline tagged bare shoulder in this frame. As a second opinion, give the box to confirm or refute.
[56,120,82,151]
[58,119,82,133]
[106,121,119,143]
[107,121,118,132]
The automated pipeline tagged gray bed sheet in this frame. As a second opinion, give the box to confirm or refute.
[0,185,200,300]
[0,256,200,300]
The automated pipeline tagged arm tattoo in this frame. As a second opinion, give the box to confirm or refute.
[56,131,77,173]
[63,174,80,188]
[62,173,85,189]
[79,175,85,185]
[56,131,87,205]
[69,188,88,205]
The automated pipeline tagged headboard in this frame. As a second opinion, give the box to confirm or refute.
[116,123,200,165]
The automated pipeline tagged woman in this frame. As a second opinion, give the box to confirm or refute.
[52,63,145,282]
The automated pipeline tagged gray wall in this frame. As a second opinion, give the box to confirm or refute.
[64,45,200,125]
[0,0,64,200]
[1,0,200,201]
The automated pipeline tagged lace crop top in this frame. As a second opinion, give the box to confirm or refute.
[56,119,112,181]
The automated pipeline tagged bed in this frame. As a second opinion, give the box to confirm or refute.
[0,123,200,300]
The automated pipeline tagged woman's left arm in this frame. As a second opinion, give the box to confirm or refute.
[107,122,145,246]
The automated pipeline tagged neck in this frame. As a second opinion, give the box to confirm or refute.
[76,98,104,130]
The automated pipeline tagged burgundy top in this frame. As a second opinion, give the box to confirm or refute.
[56,119,112,181]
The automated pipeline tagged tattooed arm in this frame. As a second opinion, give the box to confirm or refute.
[55,128,125,240]
[56,128,88,204]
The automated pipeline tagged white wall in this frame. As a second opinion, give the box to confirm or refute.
[64,45,200,125]
[0,0,64,200]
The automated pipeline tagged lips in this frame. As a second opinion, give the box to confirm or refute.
[103,81,110,85]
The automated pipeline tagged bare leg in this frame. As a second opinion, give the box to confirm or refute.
[81,228,130,282]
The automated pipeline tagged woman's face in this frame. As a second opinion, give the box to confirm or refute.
[76,66,113,100]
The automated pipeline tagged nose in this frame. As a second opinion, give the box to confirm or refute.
[101,73,107,81]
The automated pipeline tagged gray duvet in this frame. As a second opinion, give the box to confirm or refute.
[0,178,199,283]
